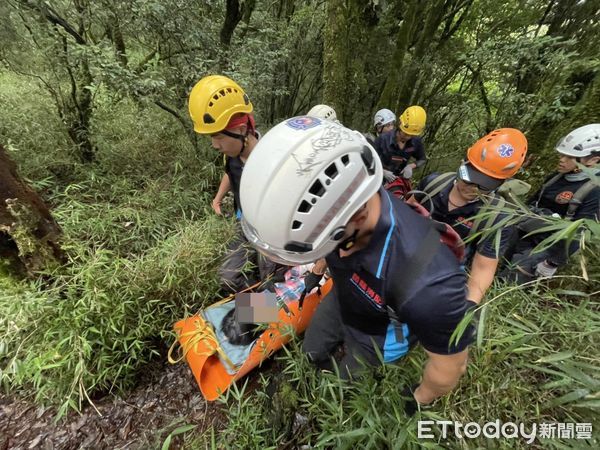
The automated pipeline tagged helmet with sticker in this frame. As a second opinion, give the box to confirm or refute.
[466,128,528,180]
[240,117,383,264]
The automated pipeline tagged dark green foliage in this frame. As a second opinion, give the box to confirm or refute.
[0,0,598,436]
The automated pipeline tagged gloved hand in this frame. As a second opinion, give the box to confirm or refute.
[401,165,413,179]
[383,169,396,183]
[401,384,420,416]
[535,260,558,278]
[303,271,324,294]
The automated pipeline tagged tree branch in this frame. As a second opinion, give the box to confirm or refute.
[20,0,86,45]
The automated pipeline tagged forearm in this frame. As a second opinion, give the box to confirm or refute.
[466,253,499,304]
[312,258,328,275]
[214,173,231,201]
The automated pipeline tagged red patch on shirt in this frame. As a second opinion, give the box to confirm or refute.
[555,191,573,204]
[351,273,384,307]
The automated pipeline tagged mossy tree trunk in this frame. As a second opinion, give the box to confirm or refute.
[323,0,378,127]
[0,145,65,276]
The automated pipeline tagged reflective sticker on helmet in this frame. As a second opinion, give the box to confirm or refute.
[305,169,367,243]
[459,164,470,181]
[497,144,514,158]
[286,116,322,130]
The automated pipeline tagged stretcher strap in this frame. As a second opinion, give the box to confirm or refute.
[168,318,237,372]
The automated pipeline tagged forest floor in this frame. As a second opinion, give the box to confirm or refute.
[0,360,228,450]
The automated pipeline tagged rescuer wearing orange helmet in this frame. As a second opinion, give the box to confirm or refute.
[408,129,528,304]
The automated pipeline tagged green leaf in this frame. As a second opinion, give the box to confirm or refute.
[536,352,574,363]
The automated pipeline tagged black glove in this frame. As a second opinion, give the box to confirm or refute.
[401,384,420,416]
[304,271,324,294]
[299,271,324,310]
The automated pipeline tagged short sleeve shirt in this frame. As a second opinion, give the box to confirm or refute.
[225,156,244,215]
[325,189,474,355]
[416,174,512,260]
[529,173,600,221]
[374,131,426,174]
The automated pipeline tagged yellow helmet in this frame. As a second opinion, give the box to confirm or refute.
[188,75,253,134]
[399,105,427,136]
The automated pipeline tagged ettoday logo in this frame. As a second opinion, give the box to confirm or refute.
[418,420,593,444]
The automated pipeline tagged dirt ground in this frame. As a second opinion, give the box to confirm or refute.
[0,361,223,450]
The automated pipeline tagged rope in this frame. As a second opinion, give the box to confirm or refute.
[168,316,237,372]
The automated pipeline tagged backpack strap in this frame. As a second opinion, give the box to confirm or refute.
[423,172,456,198]
[534,173,563,208]
[566,180,596,219]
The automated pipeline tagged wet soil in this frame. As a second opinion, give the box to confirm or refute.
[0,362,224,450]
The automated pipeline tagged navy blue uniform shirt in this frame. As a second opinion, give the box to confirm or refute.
[528,173,600,265]
[225,156,244,217]
[529,173,600,221]
[417,174,512,261]
[325,189,474,356]
[374,131,426,174]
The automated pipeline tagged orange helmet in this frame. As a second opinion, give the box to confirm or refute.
[467,128,527,179]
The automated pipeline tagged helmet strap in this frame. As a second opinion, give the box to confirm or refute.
[221,128,249,158]
[336,229,359,251]
[221,116,255,158]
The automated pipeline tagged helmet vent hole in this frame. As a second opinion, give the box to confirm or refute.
[213,95,219,101]
[292,220,302,230]
[208,102,213,107]
[203,113,215,124]
[325,179,331,186]
[298,200,312,213]
[311,198,317,204]
[325,163,339,179]
[219,89,226,96]
[341,155,350,166]
[309,180,326,197]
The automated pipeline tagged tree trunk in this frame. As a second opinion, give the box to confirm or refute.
[323,0,378,127]
[0,145,65,276]
[220,0,256,47]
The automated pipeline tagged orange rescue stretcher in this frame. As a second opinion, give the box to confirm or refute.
[171,279,332,401]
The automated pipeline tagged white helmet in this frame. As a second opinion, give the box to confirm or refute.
[556,124,600,158]
[373,108,396,128]
[240,117,383,265]
[307,104,338,122]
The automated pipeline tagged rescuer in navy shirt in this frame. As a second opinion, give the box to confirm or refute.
[375,106,428,181]
[501,124,600,282]
[239,118,475,410]
[409,129,528,304]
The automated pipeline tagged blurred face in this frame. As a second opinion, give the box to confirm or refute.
[210,126,246,157]
[396,129,411,144]
[377,123,395,135]
[455,179,481,202]
[557,154,577,173]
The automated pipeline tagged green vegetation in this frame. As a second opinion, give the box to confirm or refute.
[0,0,598,447]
